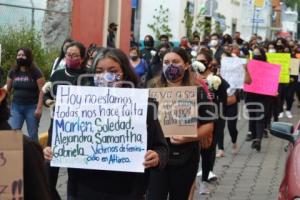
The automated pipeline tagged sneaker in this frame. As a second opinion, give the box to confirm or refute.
[285,111,293,119]
[199,181,211,195]
[245,134,253,141]
[232,143,239,155]
[216,150,225,158]
[278,112,284,118]
[208,171,218,182]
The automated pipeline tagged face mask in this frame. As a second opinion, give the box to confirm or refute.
[144,41,152,47]
[16,58,30,67]
[94,72,121,87]
[66,58,81,69]
[210,39,218,47]
[130,56,139,61]
[268,49,276,53]
[163,64,185,82]
[253,55,264,61]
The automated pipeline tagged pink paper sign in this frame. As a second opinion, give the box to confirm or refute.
[244,60,280,96]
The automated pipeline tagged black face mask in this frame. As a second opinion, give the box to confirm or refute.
[253,55,265,61]
[16,58,31,67]
[144,41,152,47]
[130,56,139,61]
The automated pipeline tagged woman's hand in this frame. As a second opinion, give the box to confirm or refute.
[45,99,55,107]
[43,146,53,161]
[34,107,42,119]
[143,150,160,169]
[170,136,198,145]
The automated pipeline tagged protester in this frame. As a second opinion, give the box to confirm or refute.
[141,35,156,65]
[129,46,148,87]
[193,50,229,194]
[245,47,268,151]
[6,48,45,142]
[107,22,118,48]
[44,48,169,200]
[147,47,214,200]
[146,43,171,84]
[209,33,224,64]
[86,43,98,70]
[43,41,92,200]
[51,38,74,75]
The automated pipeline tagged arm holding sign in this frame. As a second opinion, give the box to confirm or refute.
[170,87,214,145]
[145,99,168,169]
[244,64,252,84]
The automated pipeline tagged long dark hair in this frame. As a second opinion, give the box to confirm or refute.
[92,48,139,87]
[53,38,73,70]
[13,47,39,79]
[155,47,192,87]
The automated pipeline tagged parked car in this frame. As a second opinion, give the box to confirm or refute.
[270,121,300,200]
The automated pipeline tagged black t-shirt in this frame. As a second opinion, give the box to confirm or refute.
[9,68,43,105]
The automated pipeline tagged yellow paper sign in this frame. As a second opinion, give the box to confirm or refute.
[0,131,23,200]
[149,86,198,137]
[267,53,291,83]
[254,0,265,8]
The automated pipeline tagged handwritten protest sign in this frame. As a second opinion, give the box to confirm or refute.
[0,131,23,200]
[244,60,280,96]
[51,85,149,173]
[290,58,300,76]
[149,86,198,137]
[221,57,246,89]
[267,53,291,83]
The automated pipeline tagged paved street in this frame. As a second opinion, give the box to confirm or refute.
[33,104,299,200]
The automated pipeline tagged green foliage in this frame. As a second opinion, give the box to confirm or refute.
[194,11,225,37]
[147,4,173,40]
[284,0,300,8]
[182,2,194,41]
[0,23,58,85]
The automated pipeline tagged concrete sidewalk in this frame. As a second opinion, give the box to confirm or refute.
[52,106,299,200]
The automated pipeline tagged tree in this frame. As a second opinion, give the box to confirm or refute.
[284,0,300,8]
[147,5,173,40]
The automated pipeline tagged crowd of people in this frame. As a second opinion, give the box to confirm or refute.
[0,30,300,200]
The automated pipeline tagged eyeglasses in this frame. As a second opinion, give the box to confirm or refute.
[66,53,81,59]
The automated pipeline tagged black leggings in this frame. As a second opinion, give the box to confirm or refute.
[147,150,199,200]
[279,80,296,112]
[201,128,218,182]
[215,118,226,150]
[225,103,239,144]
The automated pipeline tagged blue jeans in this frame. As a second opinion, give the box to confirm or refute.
[9,103,39,142]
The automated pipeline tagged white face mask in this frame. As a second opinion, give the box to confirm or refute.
[93,72,121,87]
[210,39,218,47]
[268,49,276,53]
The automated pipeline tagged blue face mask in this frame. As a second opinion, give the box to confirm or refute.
[163,64,185,82]
[94,72,121,87]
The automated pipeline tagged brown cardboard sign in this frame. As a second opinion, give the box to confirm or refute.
[149,86,198,137]
[0,131,23,200]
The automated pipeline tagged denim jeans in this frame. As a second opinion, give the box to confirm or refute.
[9,103,39,142]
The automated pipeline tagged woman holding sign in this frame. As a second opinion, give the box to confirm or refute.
[44,47,168,200]
[43,41,92,200]
[146,47,214,200]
